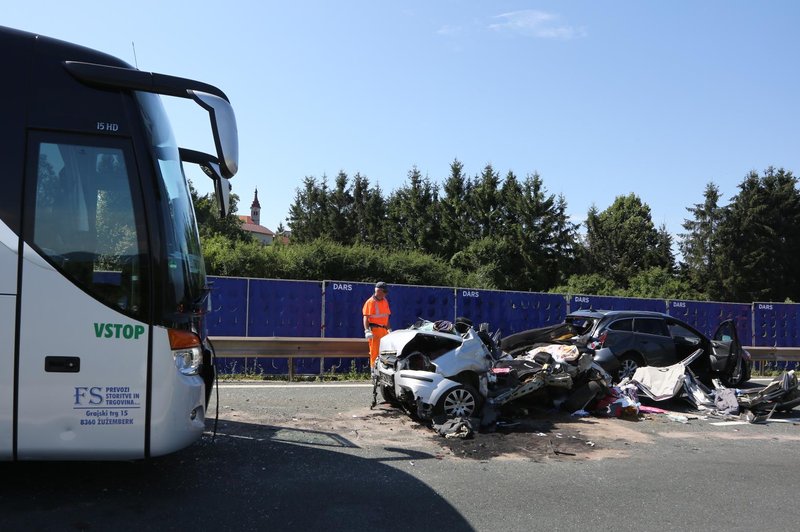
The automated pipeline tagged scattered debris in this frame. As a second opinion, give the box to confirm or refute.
[667,414,689,424]
[371,318,800,445]
[433,417,474,439]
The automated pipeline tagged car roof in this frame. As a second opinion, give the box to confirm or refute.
[566,309,671,320]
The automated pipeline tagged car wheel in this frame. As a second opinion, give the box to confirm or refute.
[721,357,746,388]
[434,384,481,418]
[735,361,752,387]
[380,384,400,406]
[616,354,642,382]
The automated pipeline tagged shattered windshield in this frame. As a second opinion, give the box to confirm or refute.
[565,316,597,336]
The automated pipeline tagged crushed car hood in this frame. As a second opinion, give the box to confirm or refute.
[379,329,464,361]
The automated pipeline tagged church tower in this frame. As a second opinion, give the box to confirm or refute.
[251,188,261,226]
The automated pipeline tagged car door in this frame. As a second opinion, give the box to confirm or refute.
[633,317,676,366]
[710,320,743,378]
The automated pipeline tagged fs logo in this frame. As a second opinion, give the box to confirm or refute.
[74,387,104,406]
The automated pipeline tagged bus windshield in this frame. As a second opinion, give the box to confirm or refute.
[136,91,207,317]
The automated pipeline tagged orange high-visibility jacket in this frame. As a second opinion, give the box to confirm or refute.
[362,296,391,327]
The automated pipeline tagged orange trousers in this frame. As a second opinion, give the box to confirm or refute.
[368,327,389,367]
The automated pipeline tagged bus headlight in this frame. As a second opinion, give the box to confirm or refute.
[173,346,202,375]
[168,329,202,376]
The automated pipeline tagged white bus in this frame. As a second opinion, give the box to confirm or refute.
[0,26,238,460]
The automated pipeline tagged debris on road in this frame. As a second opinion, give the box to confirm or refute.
[371,318,800,439]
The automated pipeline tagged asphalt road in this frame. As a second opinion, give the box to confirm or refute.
[2,380,799,532]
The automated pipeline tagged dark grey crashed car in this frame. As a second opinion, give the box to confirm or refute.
[501,310,752,387]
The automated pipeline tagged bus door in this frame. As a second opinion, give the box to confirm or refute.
[16,134,151,459]
[0,222,17,460]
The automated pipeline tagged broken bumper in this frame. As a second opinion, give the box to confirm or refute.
[395,370,462,410]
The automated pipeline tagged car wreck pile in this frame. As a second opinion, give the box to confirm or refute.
[371,318,800,437]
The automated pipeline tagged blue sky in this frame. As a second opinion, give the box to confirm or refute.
[5,1,799,243]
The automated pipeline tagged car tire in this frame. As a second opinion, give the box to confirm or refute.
[721,357,747,388]
[734,361,752,387]
[434,384,481,418]
[380,383,400,406]
[616,354,643,382]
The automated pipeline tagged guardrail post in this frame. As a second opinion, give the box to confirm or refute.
[245,278,251,337]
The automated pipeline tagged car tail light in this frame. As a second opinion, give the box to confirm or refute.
[588,331,608,350]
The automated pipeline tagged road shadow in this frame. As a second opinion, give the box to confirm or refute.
[0,420,474,532]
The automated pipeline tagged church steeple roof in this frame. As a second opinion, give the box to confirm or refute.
[251,188,261,209]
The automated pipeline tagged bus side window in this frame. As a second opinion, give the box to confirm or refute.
[32,140,147,318]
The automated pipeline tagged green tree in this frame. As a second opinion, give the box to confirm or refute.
[468,164,502,238]
[449,237,506,290]
[447,170,523,290]
[550,194,582,281]
[202,234,287,278]
[327,171,354,244]
[439,159,475,258]
[550,273,618,297]
[287,175,331,243]
[202,235,473,288]
[385,166,440,254]
[625,267,704,300]
[655,224,676,273]
[351,173,387,246]
[450,171,578,292]
[583,194,674,288]
[498,170,523,238]
[509,173,578,289]
[679,182,723,295]
[189,180,249,242]
[714,167,800,302]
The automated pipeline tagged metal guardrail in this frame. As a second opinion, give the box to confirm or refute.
[209,337,800,379]
[210,336,368,379]
[745,347,800,375]
[744,347,800,360]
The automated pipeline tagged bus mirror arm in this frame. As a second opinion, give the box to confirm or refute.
[179,148,231,217]
[64,61,239,179]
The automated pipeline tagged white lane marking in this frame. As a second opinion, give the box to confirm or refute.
[710,419,800,426]
[217,383,373,389]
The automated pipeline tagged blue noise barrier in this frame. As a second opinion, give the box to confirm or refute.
[456,289,567,335]
[323,281,453,338]
[205,275,800,356]
[753,302,800,347]
[207,276,248,336]
[569,295,666,313]
[248,279,322,337]
[668,300,752,345]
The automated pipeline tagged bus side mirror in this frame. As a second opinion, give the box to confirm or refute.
[189,90,239,178]
[179,148,231,217]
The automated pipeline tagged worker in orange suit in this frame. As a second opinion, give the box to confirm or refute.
[363,281,391,367]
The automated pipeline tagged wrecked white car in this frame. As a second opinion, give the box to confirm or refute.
[372,318,613,423]
[372,319,504,419]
